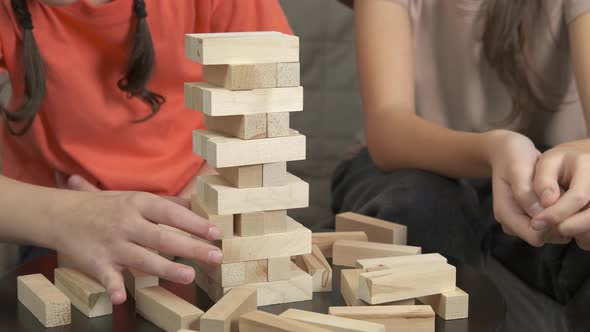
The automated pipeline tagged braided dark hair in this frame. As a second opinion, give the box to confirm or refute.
[1,0,164,136]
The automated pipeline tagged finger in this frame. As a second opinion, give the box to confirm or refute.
[121,245,197,284]
[131,222,223,265]
[508,166,543,218]
[534,170,590,229]
[557,208,590,238]
[493,177,545,247]
[575,234,590,251]
[54,171,68,189]
[67,174,100,192]
[544,228,572,244]
[533,155,562,208]
[161,196,191,209]
[98,267,127,305]
[136,194,221,241]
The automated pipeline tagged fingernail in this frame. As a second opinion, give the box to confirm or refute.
[207,249,223,264]
[529,202,543,216]
[541,189,553,201]
[68,175,81,187]
[207,226,222,240]
[532,219,547,231]
[176,267,194,283]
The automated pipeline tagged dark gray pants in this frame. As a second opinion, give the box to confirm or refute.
[331,148,590,306]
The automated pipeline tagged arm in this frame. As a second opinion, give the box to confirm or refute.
[356,0,492,178]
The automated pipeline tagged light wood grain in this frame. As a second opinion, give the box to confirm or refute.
[335,212,407,245]
[239,311,330,332]
[329,305,435,332]
[203,63,300,90]
[267,257,292,282]
[295,245,332,292]
[332,240,421,267]
[136,286,203,332]
[312,232,368,258]
[205,114,267,140]
[277,62,301,87]
[355,253,447,271]
[216,165,263,189]
[280,308,385,332]
[17,274,71,328]
[263,162,287,186]
[123,268,158,299]
[200,287,257,332]
[235,212,265,237]
[339,269,415,307]
[191,195,234,239]
[418,287,469,320]
[267,113,290,138]
[54,268,111,317]
[262,210,288,234]
[197,260,267,287]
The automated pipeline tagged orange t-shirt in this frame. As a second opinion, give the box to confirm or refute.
[0,0,292,194]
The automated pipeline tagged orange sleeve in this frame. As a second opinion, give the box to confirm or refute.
[209,0,293,35]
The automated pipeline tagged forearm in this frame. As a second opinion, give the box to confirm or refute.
[364,110,494,178]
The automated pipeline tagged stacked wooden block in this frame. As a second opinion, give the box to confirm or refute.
[184,31,313,306]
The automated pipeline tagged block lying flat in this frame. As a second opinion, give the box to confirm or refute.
[216,165,263,189]
[205,114,267,140]
[312,232,368,258]
[335,212,407,245]
[191,195,234,239]
[217,217,311,263]
[267,257,292,282]
[185,82,303,116]
[240,311,330,332]
[418,287,469,320]
[339,269,415,307]
[355,253,447,272]
[17,274,71,328]
[234,210,288,236]
[262,162,288,186]
[197,259,267,287]
[185,32,299,65]
[197,173,308,215]
[295,245,332,292]
[332,240,421,267]
[136,286,203,332]
[123,268,159,299]
[200,287,257,332]
[203,63,300,90]
[266,113,290,138]
[193,129,306,168]
[359,263,456,304]
[328,305,435,332]
[54,268,112,317]
[280,309,385,332]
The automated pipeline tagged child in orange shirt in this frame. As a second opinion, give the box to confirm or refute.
[0,0,292,304]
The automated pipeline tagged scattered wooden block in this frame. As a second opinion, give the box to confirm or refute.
[359,263,456,304]
[216,165,263,189]
[205,114,267,140]
[268,257,292,282]
[197,173,308,215]
[216,217,311,263]
[355,253,447,272]
[235,212,265,237]
[328,305,435,332]
[17,274,71,328]
[123,268,159,299]
[332,240,421,267]
[193,129,306,168]
[312,232,368,258]
[295,245,332,292]
[54,268,111,317]
[191,194,234,239]
[239,311,331,332]
[202,63,300,90]
[185,32,299,65]
[262,210,288,234]
[280,308,385,332]
[262,162,287,186]
[339,269,415,307]
[136,286,203,331]
[200,287,257,332]
[335,212,407,245]
[267,113,290,138]
[197,259,267,287]
[196,263,313,306]
[417,287,469,320]
[185,83,303,116]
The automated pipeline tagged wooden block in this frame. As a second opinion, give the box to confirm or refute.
[217,217,311,263]
[355,253,447,272]
[277,62,301,87]
[335,212,407,245]
[280,309,385,332]
[267,113,290,138]
[197,173,308,215]
[200,287,257,332]
[262,210,288,234]
[267,257,292,282]
[339,269,415,307]
[312,232,368,258]
[191,195,234,239]
[54,268,111,318]
[205,114,267,140]
[332,240,421,267]
[295,245,332,292]
[262,162,287,186]
[235,212,265,237]
[185,82,303,116]
[197,260,267,287]
[417,287,469,320]
[196,263,313,306]
[193,129,305,168]
[359,263,456,304]
[136,286,203,331]
[240,311,331,332]
[185,32,299,65]
[216,165,263,189]
[328,305,435,332]
[123,268,159,299]
[17,274,71,328]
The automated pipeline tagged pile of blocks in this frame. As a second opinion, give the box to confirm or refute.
[184,31,315,307]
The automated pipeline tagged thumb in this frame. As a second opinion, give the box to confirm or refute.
[67,174,100,192]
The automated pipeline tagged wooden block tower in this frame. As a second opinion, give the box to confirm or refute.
[184,31,313,306]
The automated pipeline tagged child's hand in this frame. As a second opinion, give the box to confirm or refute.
[51,189,223,305]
